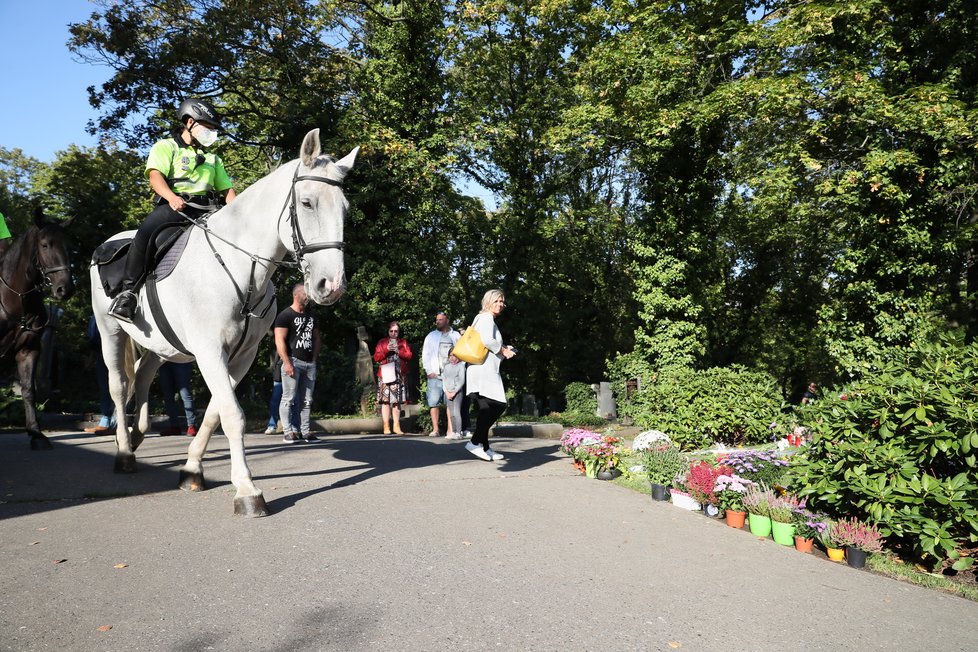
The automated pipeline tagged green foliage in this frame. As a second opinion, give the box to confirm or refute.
[641,444,688,487]
[616,365,785,450]
[789,335,978,568]
[563,382,597,419]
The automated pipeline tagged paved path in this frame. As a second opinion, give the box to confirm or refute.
[1,430,975,651]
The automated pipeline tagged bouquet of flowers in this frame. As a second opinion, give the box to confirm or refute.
[713,474,755,512]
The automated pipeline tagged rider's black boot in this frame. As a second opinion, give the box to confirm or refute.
[108,290,138,323]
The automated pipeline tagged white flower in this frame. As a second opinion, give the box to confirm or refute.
[632,429,671,451]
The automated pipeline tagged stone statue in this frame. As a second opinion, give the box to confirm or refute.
[355,326,375,416]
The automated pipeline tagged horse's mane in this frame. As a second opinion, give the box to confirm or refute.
[1,224,39,277]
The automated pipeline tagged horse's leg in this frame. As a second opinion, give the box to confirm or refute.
[103,330,137,472]
[178,398,221,492]
[131,352,164,451]
[193,349,268,516]
[17,348,50,450]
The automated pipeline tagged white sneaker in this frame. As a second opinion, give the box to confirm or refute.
[428,430,439,437]
[486,448,505,461]
[446,432,462,440]
[263,426,275,435]
[462,430,473,439]
[465,441,491,461]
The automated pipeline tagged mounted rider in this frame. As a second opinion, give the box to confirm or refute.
[109,98,236,322]
[0,209,13,258]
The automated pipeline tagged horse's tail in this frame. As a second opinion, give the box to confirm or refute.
[123,338,137,403]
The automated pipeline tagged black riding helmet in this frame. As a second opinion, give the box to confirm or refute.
[177,98,222,129]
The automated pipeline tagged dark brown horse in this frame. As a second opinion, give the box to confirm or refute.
[0,210,74,449]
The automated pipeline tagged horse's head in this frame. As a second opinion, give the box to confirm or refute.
[283,129,358,306]
[32,209,74,301]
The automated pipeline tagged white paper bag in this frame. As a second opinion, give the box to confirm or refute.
[380,361,397,384]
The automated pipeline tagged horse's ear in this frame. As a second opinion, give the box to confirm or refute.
[333,146,360,181]
[32,206,49,228]
[300,129,321,167]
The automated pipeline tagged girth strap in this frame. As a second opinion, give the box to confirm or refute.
[145,273,191,356]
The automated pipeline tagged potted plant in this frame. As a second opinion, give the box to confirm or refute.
[832,517,884,568]
[685,460,731,517]
[791,507,827,553]
[717,449,790,487]
[578,435,623,480]
[642,444,687,501]
[714,474,755,528]
[818,520,846,562]
[768,494,802,546]
[668,468,701,511]
[559,428,602,474]
[741,482,776,538]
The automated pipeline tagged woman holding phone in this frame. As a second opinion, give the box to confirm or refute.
[374,321,413,435]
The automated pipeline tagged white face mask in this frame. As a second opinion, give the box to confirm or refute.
[191,123,219,147]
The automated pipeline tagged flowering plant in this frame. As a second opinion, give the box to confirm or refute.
[685,460,732,505]
[740,482,776,516]
[578,435,623,478]
[632,429,671,452]
[768,493,803,524]
[713,474,755,512]
[559,428,602,459]
[641,444,687,486]
[831,517,884,553]
[717,449,789,486]
[792,507,828,540]
[817,519,839,549]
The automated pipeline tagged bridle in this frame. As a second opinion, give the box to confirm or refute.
[283,163,346,264]
[0,228,72,334]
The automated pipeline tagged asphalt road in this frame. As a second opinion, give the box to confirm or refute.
[1,429,976,651]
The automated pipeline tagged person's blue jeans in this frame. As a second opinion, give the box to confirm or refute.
[159,362,195,429]
[280,358,316,437]
[95,351,114,424]
[267,380,283,429]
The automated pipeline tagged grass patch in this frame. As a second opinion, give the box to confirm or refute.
[868,554,978,602]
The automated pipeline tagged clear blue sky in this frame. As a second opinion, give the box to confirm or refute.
[0,1,107,162]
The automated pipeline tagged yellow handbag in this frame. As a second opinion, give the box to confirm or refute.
[452,324,489,364]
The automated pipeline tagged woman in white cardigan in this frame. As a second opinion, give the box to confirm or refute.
[464,289,516,461]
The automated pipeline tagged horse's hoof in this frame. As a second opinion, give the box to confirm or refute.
[29,436,53,450]
[113,454,137,473]
[233,495,269,517]
[178,470,206,492]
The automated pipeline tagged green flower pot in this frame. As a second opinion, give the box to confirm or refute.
[748,513,772,538]
[771,520,795,545]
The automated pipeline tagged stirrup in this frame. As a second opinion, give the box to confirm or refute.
[109,291,138,323]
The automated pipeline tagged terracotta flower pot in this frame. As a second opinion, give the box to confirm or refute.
[794,536,814,553]
[724,510,747,529]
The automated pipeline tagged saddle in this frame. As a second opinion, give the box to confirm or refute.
[92,222,194,299]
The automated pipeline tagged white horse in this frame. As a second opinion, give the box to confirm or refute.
[90,129,358,517]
